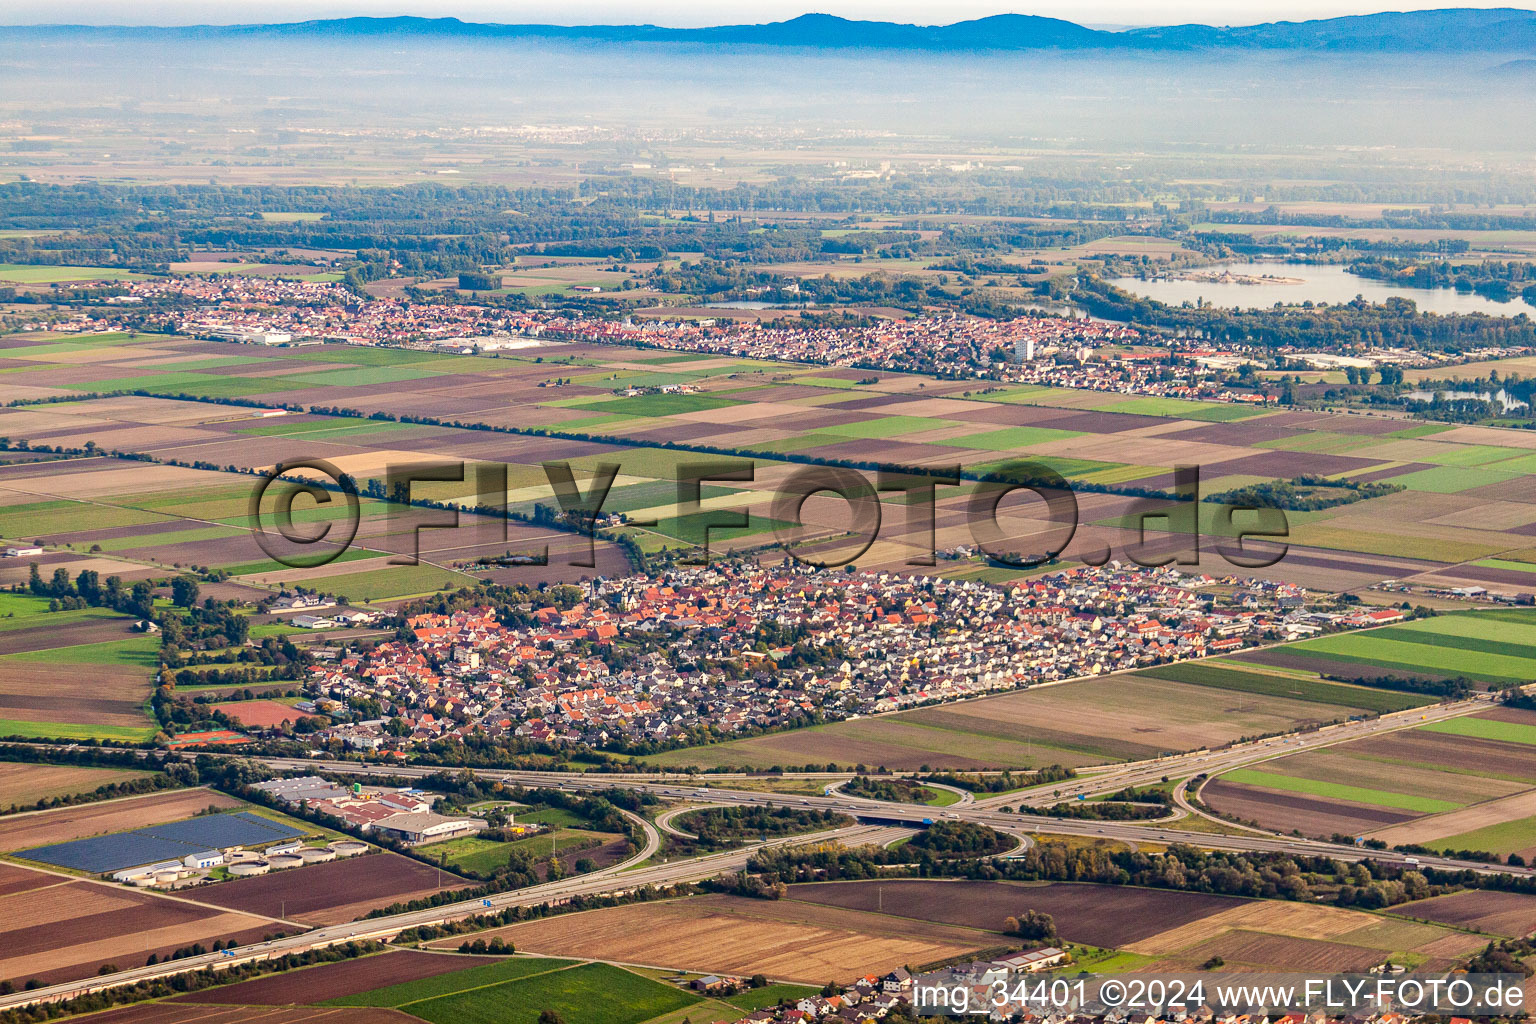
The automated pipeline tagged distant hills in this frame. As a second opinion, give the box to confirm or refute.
[8,8,1536,53]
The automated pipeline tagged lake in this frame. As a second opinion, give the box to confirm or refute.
[1110,262,1536,317]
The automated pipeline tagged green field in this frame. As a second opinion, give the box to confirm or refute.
[324,956,578,1007]
[1419,717,1536,746]
[722,983,821,1010]
[565,393,743,417]
[289,364,450,387]
[429,828,612,874]
[1427,816,1536,857]
[0,498,170,537]
[0,592,62,623]
[1217,768,1461,813]
[360,960,701,1024]
[0,719,158,741]
[933,425,1086,451]
[1100,396,1272,421]
[0,264,147,283]
[1281,619,1536,683]
[292,563,480,602]
[1,634,160,668]
[1382,465,1524,494]
[817,415,958,440]
[221,546,381,576]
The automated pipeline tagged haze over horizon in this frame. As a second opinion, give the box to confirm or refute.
[1,0,1532,27]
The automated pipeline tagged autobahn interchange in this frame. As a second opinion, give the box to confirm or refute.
[0,686,1526,1012]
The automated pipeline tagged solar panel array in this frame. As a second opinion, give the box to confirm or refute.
[20,811,306,873]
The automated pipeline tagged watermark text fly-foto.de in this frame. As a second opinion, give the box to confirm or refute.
[247,456,1291,571]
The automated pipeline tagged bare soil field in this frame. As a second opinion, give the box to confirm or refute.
[177,951,500,1005]
[0,787,243,851]
[1173,932,1383,972]
[194,852,465,925]
[426,894,995,983]
[1202,779,1415,838]
[0,762,152,807]
[1122,896,1466,971]
[1369,789,1536,855]
[787,880,1244,949]
[1397,890,1536,937]
[1342,730,1536,784]
[0,662,154,729]
[0,876,274,987]
[648,669,1364,771]
[0,862,60,897]
[0,616,139,656]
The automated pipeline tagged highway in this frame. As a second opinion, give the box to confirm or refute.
[1,687,1525,1011]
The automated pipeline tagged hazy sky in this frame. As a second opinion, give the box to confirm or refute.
[3,0,1529,26]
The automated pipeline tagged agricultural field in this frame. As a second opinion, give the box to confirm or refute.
[1396,889,1536,937]
[426,893,1000,983]
[192,851,465,925]
[789,879,1483,973]
[1203,706,1536,854]
[0,862,277,989]
[427,826,628,877]
[645,668,1396,770]
[175,950,508,1005]
[0,595,160,741]
[10,332,1536,602]
[32,1008,414,1024]
[270,953,707,1024]
[0,761,154,809]
[1236,609,1536,685]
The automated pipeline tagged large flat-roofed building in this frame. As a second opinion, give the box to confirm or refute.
[372,810,485,844]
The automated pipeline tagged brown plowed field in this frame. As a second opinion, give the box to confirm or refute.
[1239,650,1462,683]
[177,951,500,1005]
[0,662,154,728]
[1175,931,1383,972]
[0,617,138,656]
[194,852,464,925]
[1343,731,1536,783]
[0,788,244,851]
[787,879,1244,949]
[425,894,994,983]
[0,863,58,897]
[0,876,274,987]
[1370,789,1536,853]
[1202,779,1416,838]
[1398,890,1536,937]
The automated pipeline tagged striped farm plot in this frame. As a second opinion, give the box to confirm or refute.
[1274,611,1536,683]
[1204,706,1536,845]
